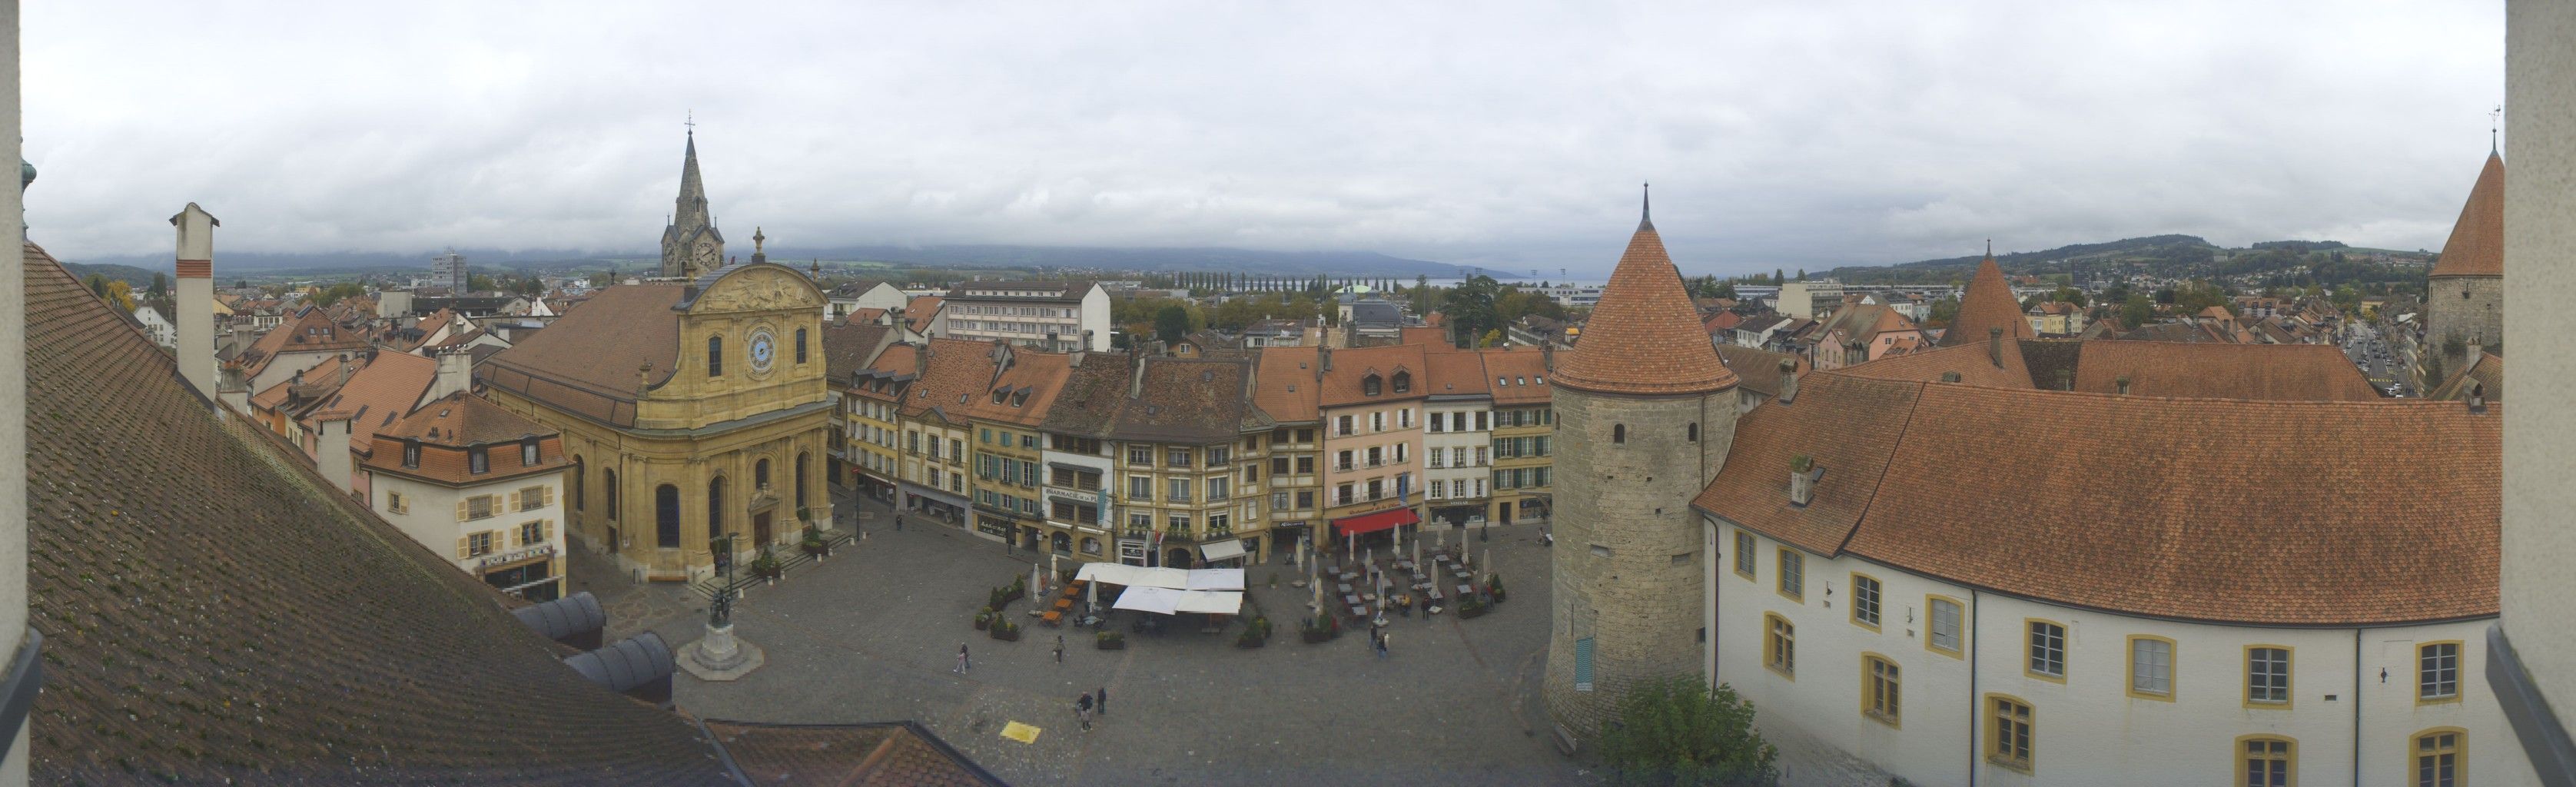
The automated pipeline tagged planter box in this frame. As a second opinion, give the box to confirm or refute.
[1097,639,1127,650]
[1301,629,1335,644]
[1458,604,1489,619]
[802,543,829,558]
[989,626,1021,642]
[1490,589,1506,603]
[974,617,991,631]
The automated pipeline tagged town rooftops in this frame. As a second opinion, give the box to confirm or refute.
[1250,345,1323,423]
[22,241,740,783]
[1837,337,2381,401]
[1555,210,1734,396]
[1479,346,1553,406]
[820,318,895,383]
[361,391,568,486]
[1714,344,1808,399]
[304,349,438,447]
[1693,370,2498,626]
[2429,151,2505,278]
[1316,344,1429,406]
[1113,356,1260,443]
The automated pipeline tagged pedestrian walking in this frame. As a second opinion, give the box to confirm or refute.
[1095,686,1107,716]
[1054,635,1064,663]
[956,643,971,673]
[1383,629,1393,659]
[1077,692,1094,731]
[895,515,904,531]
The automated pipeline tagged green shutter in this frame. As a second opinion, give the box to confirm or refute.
[1574,637,1595,692]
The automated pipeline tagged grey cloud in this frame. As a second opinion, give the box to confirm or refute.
[24,1,2502,277]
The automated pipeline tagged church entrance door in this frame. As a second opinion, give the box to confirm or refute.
[753,513,772,548]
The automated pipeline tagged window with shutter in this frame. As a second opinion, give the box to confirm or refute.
[1574,637,1595,692]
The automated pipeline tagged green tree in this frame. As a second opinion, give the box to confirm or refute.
[99,280,136,313]
[1441,276,1502,340]
[1154,304,1192,344]
[1773,268,1784,286]
[2120,294,2156,328]
[1413,274,1433,317]
[148,272,169,300]
[1595,676,1780,787]
[1924,297,1960,329]
[467,274,495,292]
[1478,329,1502,348]
[1794,268,1805,281]
[311,281,368,307]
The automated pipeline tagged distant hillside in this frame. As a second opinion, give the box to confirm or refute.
[1826,235,2430,287]
[59,261,164,289]
[63,244,1466,279]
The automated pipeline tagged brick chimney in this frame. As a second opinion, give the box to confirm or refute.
[171,203,220,399]
[1777,358,1798,404]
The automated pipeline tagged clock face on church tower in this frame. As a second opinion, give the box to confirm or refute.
[747,327,778,375]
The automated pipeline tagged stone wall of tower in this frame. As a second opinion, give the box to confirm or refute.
[2427,274,2505,357]
[1542,385,1737,736]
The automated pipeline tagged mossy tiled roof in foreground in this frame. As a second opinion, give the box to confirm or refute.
[25,242,745,782]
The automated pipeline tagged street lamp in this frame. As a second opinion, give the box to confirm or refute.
[710,531,739,627]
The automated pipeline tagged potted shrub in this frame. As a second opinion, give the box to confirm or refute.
[1004,576,1027,604]
[801,526,830,560]
[988,586,1010,612]
[749,546,783,583]
[974,607,994,630]
[1236,616,1272,649]
[1096,630,1127,650]
[1458,595,1489,619]
[989,618,1021,642]
[1487,573,1505,603]
[1300,612,1338,643]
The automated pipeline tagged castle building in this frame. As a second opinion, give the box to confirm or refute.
[1513,207,2523,782]
[1543,194,1741,736]
[2425,151,2505,362]
[659,130,725,279]
[482,138,832,582]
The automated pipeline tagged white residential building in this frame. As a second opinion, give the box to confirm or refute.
[935,281,1110,352]
[1421,352,1492,529]
[358,392,572,602]
[132,304,176,347]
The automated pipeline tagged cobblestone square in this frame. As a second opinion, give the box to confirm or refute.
[570,487,1599,787]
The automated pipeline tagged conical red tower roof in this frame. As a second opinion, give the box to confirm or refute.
[2429,152,2504,279]
[1555,201,1735,396]
[1941,253,2034,347]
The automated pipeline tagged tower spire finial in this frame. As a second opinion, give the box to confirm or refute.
[1638,181,1653,231]
[2491,105,2501,154]
[1985,238,1992,258]
[686,109,695,137]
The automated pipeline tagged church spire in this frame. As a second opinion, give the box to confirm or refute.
[1638,182,1653,231]
[660,121,725,278]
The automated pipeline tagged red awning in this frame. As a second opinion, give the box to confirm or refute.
[1330,506,1420,536]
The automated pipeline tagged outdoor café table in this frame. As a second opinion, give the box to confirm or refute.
[1345,594,1363,607]
[1457,583,1475,598]
[1337,583,1353,594]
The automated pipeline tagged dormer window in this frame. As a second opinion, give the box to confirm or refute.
[1363,374,1383,397]
[469,447,490,474]
[1392,371,1412,394]
[402,440,421,469]
[521,437,539,466]
[994,389,1008,404]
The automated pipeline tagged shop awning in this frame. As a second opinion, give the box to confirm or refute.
[1200,539,1246,563]
[1076,563,1243,591]
[1331,506,1419,536]
[1108,586,1242,616]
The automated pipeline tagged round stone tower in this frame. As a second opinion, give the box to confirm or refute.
[1543,192,1739,737]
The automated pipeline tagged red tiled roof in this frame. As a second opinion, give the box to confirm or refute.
[2429,151,2505,278]
[479,284,685,427]
[1696,373,2499,626]
[1943,255,2034,347]
[1479,346,1553,405]
[1835,337,2033,390]
[361,392,568,486]
[905,296,944,333]
[2069,340,2379,400]
[304,350,437,447]
[1422,350,1492,397]
[1714,344,1807,398]
[1251,346,1322,422]
[1555,220,1734,395]
[1316,344,1428,407]
[702,721,1005,787]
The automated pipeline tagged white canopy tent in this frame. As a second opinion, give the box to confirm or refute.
[1105,586,1242,616]
[1076,563,1244,591]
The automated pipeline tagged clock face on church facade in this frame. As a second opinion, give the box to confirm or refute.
[747,327,778,375]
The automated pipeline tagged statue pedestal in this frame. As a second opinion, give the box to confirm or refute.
[680,622,765,681]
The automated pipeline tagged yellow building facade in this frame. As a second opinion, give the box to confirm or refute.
[480,262,835,582]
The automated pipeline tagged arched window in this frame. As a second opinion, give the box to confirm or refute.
[2412,729,2463,787]
[795,328,808,364]
[571,456,585,510]
[654,484,680,546]
[605,469,620,521]
[709,477,729,539]
[1688,423,1699,442]
[1613,424,1626,444]
[755,459,772,491]
[708,335,724,376]
[2237,735,2294,787]
[796,452,810,511]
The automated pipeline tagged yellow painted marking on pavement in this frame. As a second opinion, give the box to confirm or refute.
[1000,721,1042,744]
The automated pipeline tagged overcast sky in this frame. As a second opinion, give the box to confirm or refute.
[25,1,2504,276]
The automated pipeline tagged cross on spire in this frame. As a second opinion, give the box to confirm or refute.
[685,110,695,134]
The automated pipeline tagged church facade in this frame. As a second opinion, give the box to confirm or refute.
[480,134,833,582]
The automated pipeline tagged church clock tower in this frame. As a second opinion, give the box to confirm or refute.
[659,127,725,279]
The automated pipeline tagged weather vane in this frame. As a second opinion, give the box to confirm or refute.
[2491,105,2501,152]
[686,110,695,132]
